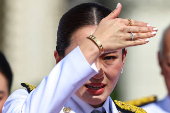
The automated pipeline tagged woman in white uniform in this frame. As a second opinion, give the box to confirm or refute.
[3,2,157,113]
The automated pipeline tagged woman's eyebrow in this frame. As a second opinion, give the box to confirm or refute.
[103,51,118,55]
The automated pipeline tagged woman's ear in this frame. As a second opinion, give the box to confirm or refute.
[158,52,162,67]
[54,50,62,64]
[122,49,127,67]
[158,52,164,75]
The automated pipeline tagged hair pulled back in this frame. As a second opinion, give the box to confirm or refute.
[0,51,13,93]
[56,3,125,57]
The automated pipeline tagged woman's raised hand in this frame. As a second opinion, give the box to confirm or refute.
[93,3,158,54]
[79,3,157,64]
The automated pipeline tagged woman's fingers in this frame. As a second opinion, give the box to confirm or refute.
[126,38,150,47]
[124,31,157,40]
[124,26,157,33]
[115,18,150,27]
[118,25,158,40]
[106,3,122,19]
[93,9,158,53]
[124,19,149,27]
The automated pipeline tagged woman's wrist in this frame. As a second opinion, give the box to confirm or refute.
[87,35,104,55]
[79,38,100,65]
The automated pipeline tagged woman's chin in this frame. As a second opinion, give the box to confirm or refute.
[84,95,107,108]
[88,99,105,108]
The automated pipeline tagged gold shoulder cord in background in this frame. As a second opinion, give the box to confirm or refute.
[123,96,156,107]
[114,100,147,113]
[21,83,36,93]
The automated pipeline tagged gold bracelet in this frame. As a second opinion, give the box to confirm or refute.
[87,35,104,55]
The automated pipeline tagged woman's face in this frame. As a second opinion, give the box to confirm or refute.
[0,72,9,113]
[63,26,126,107]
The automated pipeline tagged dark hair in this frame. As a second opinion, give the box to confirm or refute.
[0,51,13,93]
[56,2,125,57]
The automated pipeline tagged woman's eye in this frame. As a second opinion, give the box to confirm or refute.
[104,56,116,60]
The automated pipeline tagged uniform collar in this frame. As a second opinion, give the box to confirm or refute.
[162,95,170,112]
[71,94,111,113]
[157,95,170,112]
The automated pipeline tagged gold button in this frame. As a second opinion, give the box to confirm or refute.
[63,107,71,113]
[119,111,121,113]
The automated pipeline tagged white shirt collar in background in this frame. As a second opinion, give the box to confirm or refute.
[157,95,170,112]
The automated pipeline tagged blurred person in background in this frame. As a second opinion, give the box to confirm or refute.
[0,51,13,113]
[3,3,157,113]
[142,25,170,113]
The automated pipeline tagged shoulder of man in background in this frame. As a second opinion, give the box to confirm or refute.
[123,95,170,113]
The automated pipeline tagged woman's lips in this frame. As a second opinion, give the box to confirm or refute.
[85,83,106,95]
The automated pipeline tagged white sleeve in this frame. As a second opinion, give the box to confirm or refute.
[3,46,98,113]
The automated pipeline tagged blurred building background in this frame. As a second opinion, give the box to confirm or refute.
[0,0,169,101]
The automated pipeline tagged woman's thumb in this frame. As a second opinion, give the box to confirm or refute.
[106,3,122,19]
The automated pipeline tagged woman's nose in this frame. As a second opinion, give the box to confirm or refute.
[93,59,104,79]
[93,68,104,79]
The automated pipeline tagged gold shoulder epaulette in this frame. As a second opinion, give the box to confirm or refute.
[21,83,36,93]
[123,96,157,107]
[114,100,146,113]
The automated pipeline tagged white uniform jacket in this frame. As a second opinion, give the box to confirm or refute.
[142,95,170,113]
[2,47,119,113]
